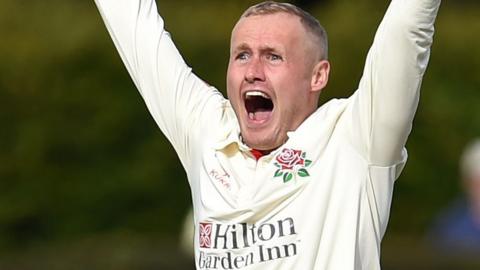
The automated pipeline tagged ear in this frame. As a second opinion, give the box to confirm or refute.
[310,60,330,93]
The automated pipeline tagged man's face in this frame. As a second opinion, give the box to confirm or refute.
[227,12,327,151]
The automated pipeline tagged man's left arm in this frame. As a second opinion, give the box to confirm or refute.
[349,0,441,166]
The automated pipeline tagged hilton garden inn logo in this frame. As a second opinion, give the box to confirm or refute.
[198,218,299,269]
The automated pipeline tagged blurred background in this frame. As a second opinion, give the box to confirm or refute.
[0,0,479,269]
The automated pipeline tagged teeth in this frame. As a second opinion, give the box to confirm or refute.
[245,91,270,99]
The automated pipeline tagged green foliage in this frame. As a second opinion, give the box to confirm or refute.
[0,0,479,267]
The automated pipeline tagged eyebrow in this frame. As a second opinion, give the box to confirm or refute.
[232,43,251,53]
[232,42,283,55]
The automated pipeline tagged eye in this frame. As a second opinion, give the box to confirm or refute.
[235,52,250,61]
[266,53,283,62]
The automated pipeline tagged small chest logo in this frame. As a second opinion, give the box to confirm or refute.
[273,148,312,183]
[209,169,231,190]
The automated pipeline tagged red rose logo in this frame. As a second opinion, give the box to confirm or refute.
[276,149,305,170]
[273,148,312,183]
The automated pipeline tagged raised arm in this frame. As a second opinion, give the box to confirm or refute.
[347,0,441,166]
[95,0,225,167]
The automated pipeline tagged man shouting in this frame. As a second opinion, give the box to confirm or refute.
[95,0,441,269]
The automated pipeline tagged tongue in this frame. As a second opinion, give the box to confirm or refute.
[249,111,271,121]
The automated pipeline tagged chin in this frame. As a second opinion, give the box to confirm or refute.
[242,131,281,151]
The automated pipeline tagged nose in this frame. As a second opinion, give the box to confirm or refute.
[245,57,265,83]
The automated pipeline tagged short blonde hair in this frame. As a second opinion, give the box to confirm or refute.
[241,1,328,60]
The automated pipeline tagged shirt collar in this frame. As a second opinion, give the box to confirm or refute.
[213,125,295,159]
[212,122,248,151]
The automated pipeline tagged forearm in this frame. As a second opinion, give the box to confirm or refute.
[95,0,159,89]
[353,0,441,166]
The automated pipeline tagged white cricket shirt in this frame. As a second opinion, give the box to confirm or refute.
[95,0,441,269]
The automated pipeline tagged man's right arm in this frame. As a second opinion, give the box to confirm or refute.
[95,0,225,167]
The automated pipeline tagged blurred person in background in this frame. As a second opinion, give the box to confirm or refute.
[95,0,440,269]
[429,139,480,253]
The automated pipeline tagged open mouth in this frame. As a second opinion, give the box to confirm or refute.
[244,91,274,122]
